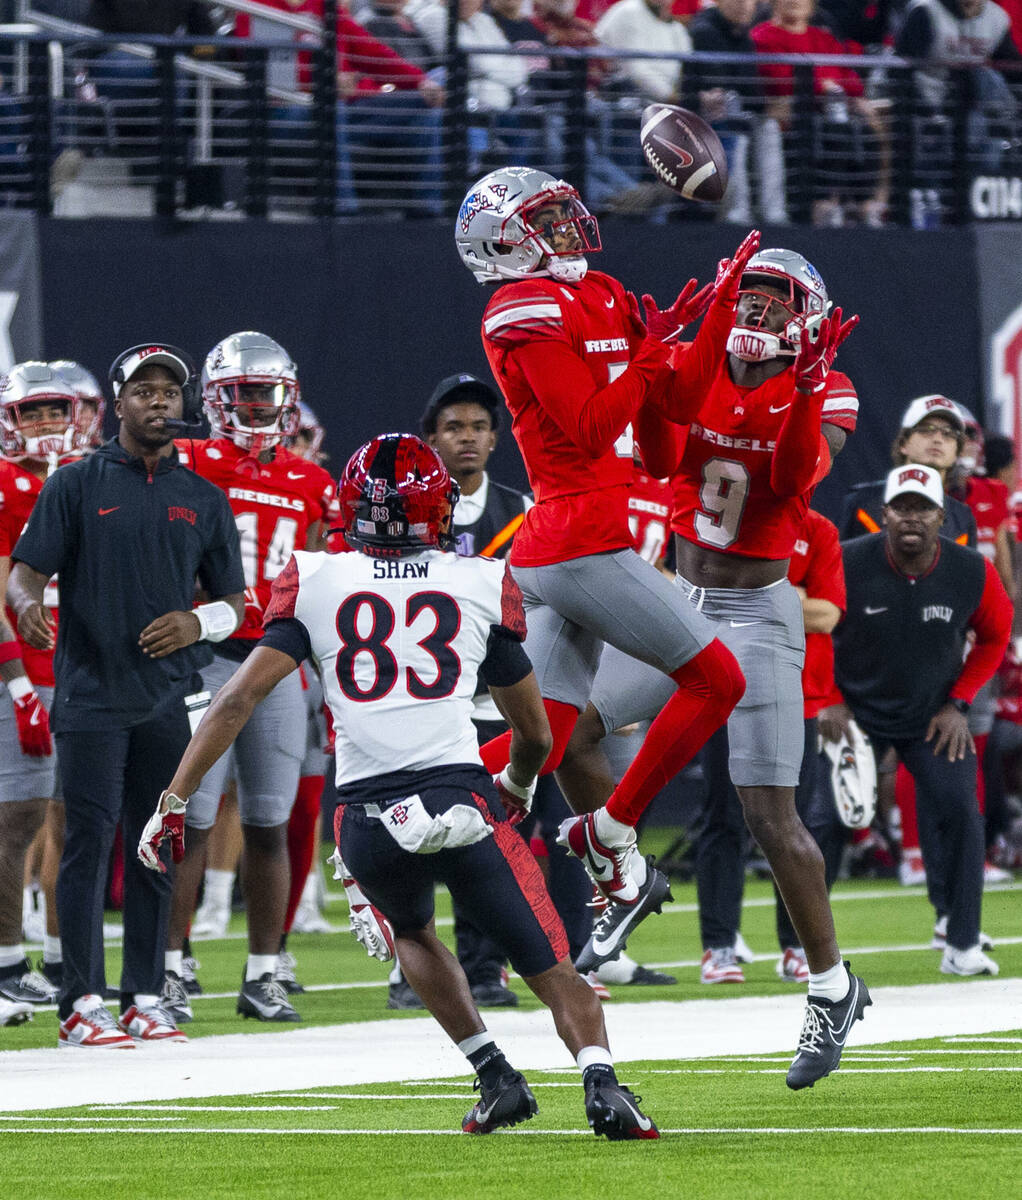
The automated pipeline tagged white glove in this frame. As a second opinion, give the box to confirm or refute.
[331,850,395,962]
[138,791,188,873]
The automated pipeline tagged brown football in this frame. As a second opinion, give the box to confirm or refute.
[640,103,729,203]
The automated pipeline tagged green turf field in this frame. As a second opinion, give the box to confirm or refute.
[1,847,1019,1199]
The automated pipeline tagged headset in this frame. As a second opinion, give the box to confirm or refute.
[108,343,202,430]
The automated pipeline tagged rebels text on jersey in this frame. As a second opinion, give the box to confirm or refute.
[0,460,57,685]
[629,469,672,566]
[481,270,671,566]
[177,438,336,639]
[264,548,528,786]
[670,366,858,560]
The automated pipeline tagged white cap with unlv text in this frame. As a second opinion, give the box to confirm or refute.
[113,346,190,397]
[883,463,945,507]
[900,394,965,434]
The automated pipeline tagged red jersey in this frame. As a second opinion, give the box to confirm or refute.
[176,438,336,640]
[962,474,1011,561]
[788,510,845,719]
[751,22,865,99]
[669,364,858,559]
[628,469,672,566]
[0,459,57,686]
[995,639,1022,725]
[482,270,674,567]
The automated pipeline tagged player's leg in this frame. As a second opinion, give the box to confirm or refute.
[191,784,242,938]
[285,669,332,939]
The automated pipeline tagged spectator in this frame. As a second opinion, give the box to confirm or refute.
[353,0,440,69]
[685,0,790,223]
[752,0,891,225]
[85,0,215,34]
[595,0,693,101]
[6,344,245,1048]
[824,463,1012,976]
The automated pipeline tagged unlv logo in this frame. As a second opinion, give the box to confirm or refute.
[992,300,1022,460]
[898,467,929,486]
[924,396,955,414]
[136,346,165,360]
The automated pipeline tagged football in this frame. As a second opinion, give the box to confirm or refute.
[640,103,729,203]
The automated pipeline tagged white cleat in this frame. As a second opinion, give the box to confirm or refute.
[940,944,999,977]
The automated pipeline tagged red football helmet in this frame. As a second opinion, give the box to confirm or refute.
[338,433,459,557]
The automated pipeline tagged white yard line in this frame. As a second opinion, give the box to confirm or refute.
[0,1125,1020,1137]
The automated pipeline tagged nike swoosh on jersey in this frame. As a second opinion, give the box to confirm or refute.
[864,606,888,615]
[287,472,304,480]
[98,506,120,516]
[975,502,993,511]
[769,403,792,413]
[729,620,757,628]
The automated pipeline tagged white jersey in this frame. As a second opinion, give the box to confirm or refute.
[271,548,525,786]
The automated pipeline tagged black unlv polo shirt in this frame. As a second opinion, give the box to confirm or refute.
[12,438,244,732]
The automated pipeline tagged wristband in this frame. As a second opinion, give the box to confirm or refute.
[497,765,536,802]
[193,601,239,643]
[7,675,34,701]
[0,640,21,666]
[949,697,971,715]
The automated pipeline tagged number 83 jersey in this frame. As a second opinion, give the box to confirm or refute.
[265,548,527,786]
[669,363,857,559]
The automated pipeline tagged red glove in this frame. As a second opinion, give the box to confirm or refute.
[137,791,187,873]
[713,228,762,310]
[793,306,859,394]
[12,688,52,757]
[638,278,714,344]
[493,766,536,826]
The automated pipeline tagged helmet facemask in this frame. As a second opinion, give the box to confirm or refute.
[207,380,300,456]
[1,395,78,461]
[518,189,600,282]
[726,250,830,364]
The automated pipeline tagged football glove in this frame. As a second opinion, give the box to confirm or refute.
[639,277,714,344]
[713,228,762,309]
[493,766,537,826]
[330,852,395,962]
[793,306,859,394]
[138,791,187,873]
[13,690,52,757]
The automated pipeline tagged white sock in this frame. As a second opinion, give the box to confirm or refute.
[593,808,636,847]
[246,954,278,982]
[165,950,183,976]
[203,869,234,910]
[628,847,648,888]
[133,993,158,1009]
[0,944,25,970]
[808,960,850,1002]
[595,952,638,985]
[43,935,62,964]
[576,1045,614,1073]
[458,1032,493,1058]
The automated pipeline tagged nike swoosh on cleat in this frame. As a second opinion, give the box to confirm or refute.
[615,1093,653,1132]
[591,903,649,954]
[832,980,863,1039]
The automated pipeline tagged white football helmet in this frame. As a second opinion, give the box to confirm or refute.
[456,166,600,284]
[0,361,78,461]
[51,359,105,450]
[726,248,831,363]
[202,331,300,454]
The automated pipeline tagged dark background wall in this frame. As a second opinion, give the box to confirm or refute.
[40,218,990,525]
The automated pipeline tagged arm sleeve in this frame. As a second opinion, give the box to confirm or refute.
[950,560,1014,703]
[340,14,426,87]
[650,299,735,425]
[803,517,846,610]
[770,389,827,497]
[259,617,313,667]
[10,471,74,576]
[197,491,246,598]
[633,399,687,480]
[479,625,534,688]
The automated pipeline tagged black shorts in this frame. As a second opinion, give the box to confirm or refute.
[335,773,568,980]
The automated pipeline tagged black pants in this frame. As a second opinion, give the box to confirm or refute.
[54,701,191,1018]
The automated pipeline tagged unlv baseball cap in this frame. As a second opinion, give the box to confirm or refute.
[421,372,502,434]
[883,464,945,507]
[111,345,191,397]
[899,394,965,434]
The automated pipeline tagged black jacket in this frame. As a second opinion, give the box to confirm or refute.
[839,478,977,547]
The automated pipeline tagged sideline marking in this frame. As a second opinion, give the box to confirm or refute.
[1,1125,1021,1137]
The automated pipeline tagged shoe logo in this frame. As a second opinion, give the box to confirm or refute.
[769,403,792,413]
[864,606,888,615]
[287,471,304,480]
[592,901,646,954]
[729,620,757,628]
[615,1090,654,1132]
[98,506,120,516]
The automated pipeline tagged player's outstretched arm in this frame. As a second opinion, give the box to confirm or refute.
[490,668,553,821]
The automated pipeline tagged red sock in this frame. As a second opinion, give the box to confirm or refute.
[606,639,745,827]
[479,699,579,775]
[896,763,918,850]
[284,775,324,934]
[974,732,987,816]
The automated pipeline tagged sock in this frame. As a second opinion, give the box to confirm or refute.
[0,944,25,972]
[43,935,62,964]
[132,993,158,1009]
[606,640,744,826]
[203,868,234,911]
[594,952,637,985]
[480,699,579,776]
[246,954,278,982]
[165,950,183,976]
[285,776,324,932]
[459,1035,509,1089]
[578,1044,617,1088]
[808,960,850,1002]
[182,935,192,957]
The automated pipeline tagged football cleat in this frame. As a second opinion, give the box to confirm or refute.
[786,966,871,1090]
[700,947,745,984]
[386,977,426,1010]
[584,1075,659,1140]
[733,931,756,963]
[237,973,302,1022]
[776,947,810,983]
[160,970,193,1024]
[0,997,33,1026]
[181,954,203,995]
[931,916,993,952]
[898,847,926,887]
[574,859,672,972]
[462,1069,538,1134]
[470,980,519,1008]
[274,950,305,995]
[557,812,639,903]
[582,971,611,1001]
[940,944,999,977]
[58,996,135,1049]
[0,959,59,1005]
[191,902,230,939]
[119,1002,188,1043]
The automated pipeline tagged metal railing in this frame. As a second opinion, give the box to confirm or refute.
[0,17,1018,225]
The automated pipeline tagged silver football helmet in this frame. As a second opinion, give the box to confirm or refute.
[455,166,600,284]
[202,331,300,454]
[0,361,77,461]
[727,248,831,363]
[51,359,105,450]
[289,400,327,463]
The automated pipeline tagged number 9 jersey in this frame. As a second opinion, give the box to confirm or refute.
[263,547,528,786]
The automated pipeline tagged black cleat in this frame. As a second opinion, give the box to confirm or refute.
[274,951,305,995]
[575,860,672,974]
[584,1076,659,1140]
[786,965,871,1090]
[626,964,677,986]
[462,1069,537,1134]
[181,955,203,996]
[160,970,193,1024]
[237,973,302,1022]
[470,981,519,1008]
[0,958,58,1005]
[386,978,426,1010]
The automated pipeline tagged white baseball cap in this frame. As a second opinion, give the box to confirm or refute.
[900,394,965,434]
[111,345,191,397]
[883,463,945,508]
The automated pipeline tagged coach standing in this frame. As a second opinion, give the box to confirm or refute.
[821,464,1012,977]
[6,344,244,1048]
